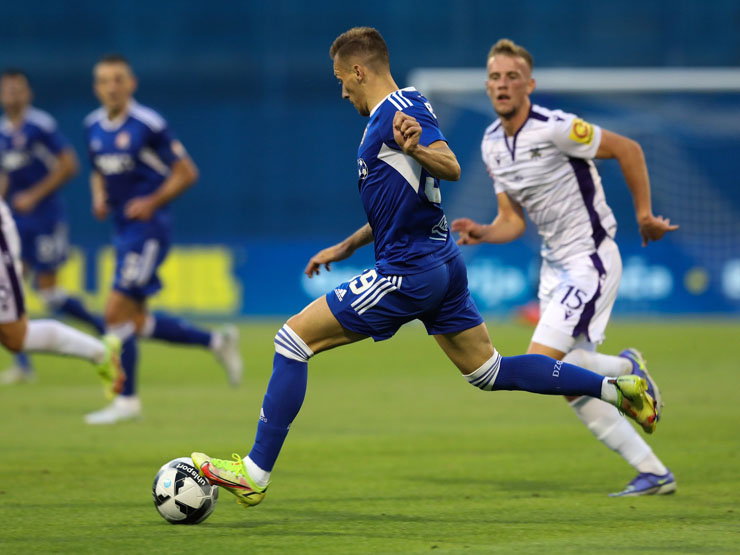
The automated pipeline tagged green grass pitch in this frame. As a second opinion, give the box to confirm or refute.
[1,318,738,553]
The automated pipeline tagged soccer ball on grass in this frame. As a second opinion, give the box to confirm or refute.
[152,457,218,524]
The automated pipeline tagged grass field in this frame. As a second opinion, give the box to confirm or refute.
[1,318,739,554]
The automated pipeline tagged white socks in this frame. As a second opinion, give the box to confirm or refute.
[571,396,668,475]
[243,456,270,488]
[22,319,106,364]
[563,349,631,377]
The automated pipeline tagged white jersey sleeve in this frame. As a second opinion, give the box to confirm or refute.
[549,110,602,160]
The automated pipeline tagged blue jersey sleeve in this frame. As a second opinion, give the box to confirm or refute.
[404,103,446,147]
[39,125,70,155]
[148,125,184,167]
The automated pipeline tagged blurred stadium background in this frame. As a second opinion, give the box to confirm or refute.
[2,0,739,318]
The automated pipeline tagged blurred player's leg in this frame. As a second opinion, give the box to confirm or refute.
[140,312,243,386]
[85,291,143,425]
[39,286,105,334]
[0,351,35,384]
[85,322,139,425]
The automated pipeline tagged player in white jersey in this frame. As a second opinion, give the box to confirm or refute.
[452,39,678,497]
[0,193,123,401]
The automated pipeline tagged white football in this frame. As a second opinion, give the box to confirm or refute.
[152,457,218,524]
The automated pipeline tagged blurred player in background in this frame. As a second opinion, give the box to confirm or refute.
[0,169,122,400]
[452,39,679,496]
[190,27,658,509]
[83,54,242,425]
[0,69,104,384]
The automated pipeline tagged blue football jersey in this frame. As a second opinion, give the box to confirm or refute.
[0,107,68,226]
[84,100,184,233]
[357,87,459,275]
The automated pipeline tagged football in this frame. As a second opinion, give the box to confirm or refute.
[152,457,219,524]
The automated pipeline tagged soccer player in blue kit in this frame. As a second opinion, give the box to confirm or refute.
[191,27,659,507]
[83,55,243,425]
[0,69,104,384]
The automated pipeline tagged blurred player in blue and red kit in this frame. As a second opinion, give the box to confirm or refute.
[83,55,243,424]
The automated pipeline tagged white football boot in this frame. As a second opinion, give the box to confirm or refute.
[0,365,35,385]
[84,395,142,425]
[212,325,243,387]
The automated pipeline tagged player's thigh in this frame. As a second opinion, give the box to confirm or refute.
[105,289,147,328]
[0,315,28,352]
[434,323,495,374]
[287,295,367,354]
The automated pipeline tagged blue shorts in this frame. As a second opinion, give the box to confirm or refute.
[16,218,68,274]
[326,253,483,341]
[113,231,170,300]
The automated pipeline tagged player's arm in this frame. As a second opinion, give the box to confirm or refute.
[0,172,8,197]
[90,170,109,220]
[393,112,461,181]
[11,148,79,214]
[304,223,373,277]
[451,192,526,245]
[596,129,678,246]
[125,156,199,221]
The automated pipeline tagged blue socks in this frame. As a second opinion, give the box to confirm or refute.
[466,351,604,398]
[57,296,105,334]
[144,312,212,347]
[14,352,33,372]
[249,325,313,471]
[119,335,138,397]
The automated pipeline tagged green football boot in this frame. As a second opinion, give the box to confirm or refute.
[191,452,267,508]
[611,374,658,434]
[96,334,124,400]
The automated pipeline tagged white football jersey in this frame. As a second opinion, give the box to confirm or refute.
[481,104,617,264]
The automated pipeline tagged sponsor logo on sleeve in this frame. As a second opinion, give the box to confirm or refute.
[568,118,595,145]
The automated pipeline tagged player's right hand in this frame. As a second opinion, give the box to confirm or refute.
[451,217,487,245]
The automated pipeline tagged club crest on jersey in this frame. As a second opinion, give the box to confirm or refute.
[569,118,594,145]
[90,138,102,151]
[115,130,131,149]
[357,158,368,182]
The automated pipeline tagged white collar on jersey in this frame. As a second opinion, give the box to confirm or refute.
[0,106,29,133]
[99,99,139,131]
[369,87,418,117]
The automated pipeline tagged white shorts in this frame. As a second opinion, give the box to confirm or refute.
[0,201,26,323]
[532,237,621,353]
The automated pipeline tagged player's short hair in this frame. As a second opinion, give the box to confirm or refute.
[487,39,533,71]
[329,27,390,71]
[96,54,133,73]
[1,68,30,82]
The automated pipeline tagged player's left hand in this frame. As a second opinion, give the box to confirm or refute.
[393,111,422,154]
[638,214,679,247]
[125,196,158,221]
[304,243,352,278]
[11,191,39,214]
